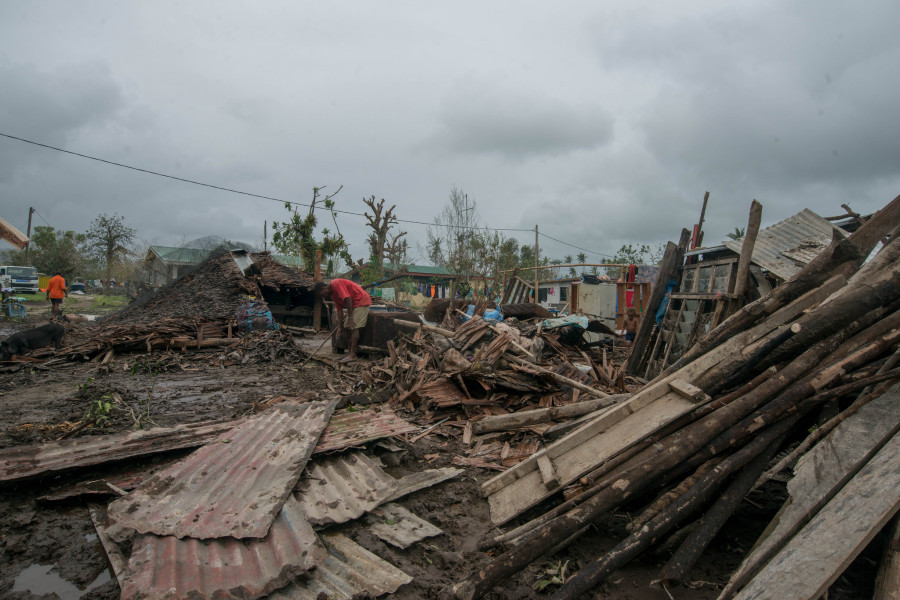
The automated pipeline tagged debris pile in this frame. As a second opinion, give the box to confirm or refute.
[356,306,633,471]
[1,398,464,599]
[449,196,900,599]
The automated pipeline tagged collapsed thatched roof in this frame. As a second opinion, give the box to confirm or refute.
[103,251,315,327]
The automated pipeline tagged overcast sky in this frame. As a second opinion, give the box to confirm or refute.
[1,1,898,264]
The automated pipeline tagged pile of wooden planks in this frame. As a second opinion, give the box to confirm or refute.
[358,312,634,472]
[451,194,900,600]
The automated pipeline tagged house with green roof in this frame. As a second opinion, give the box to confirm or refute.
[143,246,304,287]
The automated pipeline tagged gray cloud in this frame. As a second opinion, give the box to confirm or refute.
[426,77,614,158]
[0,1,897,266]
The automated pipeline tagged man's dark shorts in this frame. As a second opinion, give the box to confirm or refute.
[625,331,636,343]
[51,299,62,308]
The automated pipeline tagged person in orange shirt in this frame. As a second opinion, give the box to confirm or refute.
[46,272,68,317]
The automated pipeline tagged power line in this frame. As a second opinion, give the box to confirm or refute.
[0,132,533,234]
[0,131,620,258]
[538,231,615,260]
[33,209,52,228]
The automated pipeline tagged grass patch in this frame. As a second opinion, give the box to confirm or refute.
[92,295,130,308]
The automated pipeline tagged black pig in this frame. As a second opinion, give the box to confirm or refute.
[0,323,65,361]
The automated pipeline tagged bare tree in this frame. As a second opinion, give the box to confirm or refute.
[363,196,406,273]
[86,213,136,290]
[426,186,479,285]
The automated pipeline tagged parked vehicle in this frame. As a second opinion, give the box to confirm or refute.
[0,265,39,294]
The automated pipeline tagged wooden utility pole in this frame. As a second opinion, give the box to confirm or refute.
[24,207,34,265]
[312,249,323,331]
[534,225,539,303]
[263,221,267,252]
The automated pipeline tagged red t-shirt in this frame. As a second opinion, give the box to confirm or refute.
[329,279,372,310]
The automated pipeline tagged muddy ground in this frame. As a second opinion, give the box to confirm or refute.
[0,322,879,599]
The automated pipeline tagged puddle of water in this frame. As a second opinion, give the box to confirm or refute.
[12,563,111,599]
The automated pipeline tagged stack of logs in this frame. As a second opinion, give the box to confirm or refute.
[450,194,900,599]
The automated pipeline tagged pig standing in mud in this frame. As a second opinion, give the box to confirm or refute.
[0,323,65,361]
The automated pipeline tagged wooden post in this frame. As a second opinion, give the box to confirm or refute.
[24,207,34,265]
[313,249,323,331]
[694,191,709,249]
[625,228,691,375]
[732,200,763,299]
[534,225,539,304]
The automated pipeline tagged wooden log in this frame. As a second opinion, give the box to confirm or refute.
[659,432,777,584]
[875,516,900,600]
[627,457,721,532]
[761,227,900,367]
[732,432,900,600]
[732,200,763,299]
[470,395,628,434]
[548,425,788,600]
[505,354,610,399]
[313,249,323,331]
[455,325,890,598]
[393,318,455,339]
[626,228,691,375]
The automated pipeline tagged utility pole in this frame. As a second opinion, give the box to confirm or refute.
[263,221,267,252]
[534,225,539,304]
[24,206,34,265]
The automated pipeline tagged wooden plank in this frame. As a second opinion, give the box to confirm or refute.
[669,378,710,403]
[626,228,691,375]
[537,454,560,490]
[723,383,900,599]
[733,431,900,600]
[485,390,696,525]
[470,395,627,434]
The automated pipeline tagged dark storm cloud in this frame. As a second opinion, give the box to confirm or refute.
[426,79,615,159]
[0,60,126,180]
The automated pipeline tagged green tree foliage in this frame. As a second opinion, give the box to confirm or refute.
[726,226,746,240]
[271,186,352,274]
[607,243,665,279]
[564,255,576,277]
[85,213,136,287]
[1,226,92,276]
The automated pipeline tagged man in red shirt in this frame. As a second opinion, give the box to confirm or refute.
[46,272,68,317]
[314,278,372,362]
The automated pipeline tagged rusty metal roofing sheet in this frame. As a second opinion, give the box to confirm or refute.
[0,419,240,484]
[267,532,412,600]
[119,496,325,600]
[365,503,442,549]
[722,208,846,281]
[313,406,418,453]
[296,451,397,527]
[108,400,337,540]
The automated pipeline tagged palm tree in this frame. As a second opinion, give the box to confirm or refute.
[564,255,576,277]
[726,227,745,241]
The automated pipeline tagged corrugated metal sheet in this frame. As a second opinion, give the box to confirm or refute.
[722,208,845,281]
[119,496,325,600]
[314,406,418,453]
[365,503,442,549]
[267,533,412,600]
[0,419,241,484]
[296,451,397,527]
[108,400,337,539]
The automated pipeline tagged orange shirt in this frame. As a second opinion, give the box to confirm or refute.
[47,275,67,299]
